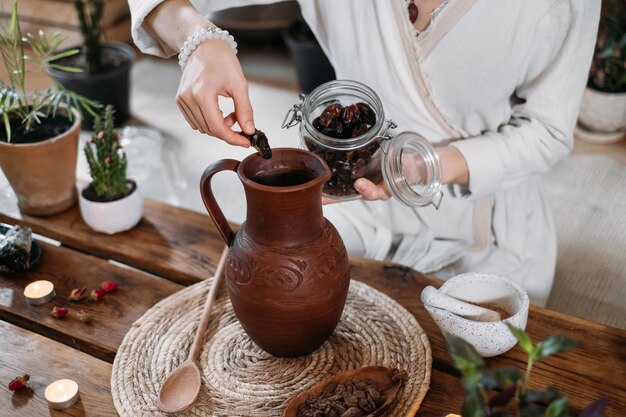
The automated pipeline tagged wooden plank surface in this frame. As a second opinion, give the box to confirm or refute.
[0,199,225,286]
[0,317,462,417]
[0,241,183,362]
[349,258,626,416]
[0,320,116,417]
[2,200,626,415]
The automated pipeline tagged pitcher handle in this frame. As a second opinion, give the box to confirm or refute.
[200,159,240,246]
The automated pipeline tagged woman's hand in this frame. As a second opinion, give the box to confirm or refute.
[145,0,254,146]
[322,146,469,204]
[176,39,254,146]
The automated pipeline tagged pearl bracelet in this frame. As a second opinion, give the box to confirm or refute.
[178,27,238,71]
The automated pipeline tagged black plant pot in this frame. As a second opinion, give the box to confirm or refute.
[48,42,135,129]
[283,19,336,93]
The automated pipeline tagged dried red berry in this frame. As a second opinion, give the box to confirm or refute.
[356,102,376,126]
[51,307,68,319]
[89,289,106,301]
[76,309,91,323]
[68,288,87,302]
[100,280,119,293]
[8,374,29,391]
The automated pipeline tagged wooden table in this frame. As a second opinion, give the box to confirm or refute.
[1,199,625,416]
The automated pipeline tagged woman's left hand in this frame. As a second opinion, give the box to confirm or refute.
[321,178,391,204]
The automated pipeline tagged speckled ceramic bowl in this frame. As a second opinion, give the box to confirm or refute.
[423,273,529,357]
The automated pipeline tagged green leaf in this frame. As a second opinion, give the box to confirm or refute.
[460,390,485,417]
[481,367,521,390]
[506,323,534,354]
[545,397,569,417]
[48,64,83,73]
[534,335,580,360]
[47,48,80,63]
[445,334,485,375]
[2,111,11,142]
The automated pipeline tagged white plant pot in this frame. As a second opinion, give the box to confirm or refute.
[78,181,144,234]
[578,86,626,134]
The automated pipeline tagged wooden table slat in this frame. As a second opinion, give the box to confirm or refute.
[0,318,465,417]
[349,258,626,416]
[1,200,625,415]
[0,320,116,417]
[0,242,183,362]
[0,199,225,286]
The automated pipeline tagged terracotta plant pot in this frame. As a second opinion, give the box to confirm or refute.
[200,148,350,357]
[0,110,80,216]
[78,180,143,234]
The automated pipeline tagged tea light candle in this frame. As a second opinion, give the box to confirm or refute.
[45,379,79,410]
[23,280,55,305]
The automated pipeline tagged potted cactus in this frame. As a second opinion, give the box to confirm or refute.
[79,105,143,234]
[0,1,99,216]
[47,0,135,128]
[578,0,626,143]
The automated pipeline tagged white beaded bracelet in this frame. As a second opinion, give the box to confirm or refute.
[178,27,238,71]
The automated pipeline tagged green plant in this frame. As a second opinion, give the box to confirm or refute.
[74,0,104,70]
[84,105,128,200]
[589,0,626,92]
[446,325,608,417]
[0,0,99,142]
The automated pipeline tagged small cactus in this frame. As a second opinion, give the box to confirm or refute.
[84,105,128,200]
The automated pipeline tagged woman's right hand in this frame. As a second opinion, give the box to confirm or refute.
[176,38,254,147]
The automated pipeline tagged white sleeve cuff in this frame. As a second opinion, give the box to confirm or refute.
[130,0,177,58]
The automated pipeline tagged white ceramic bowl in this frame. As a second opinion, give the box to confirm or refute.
[423,273,529,357]
[78,181,143,235]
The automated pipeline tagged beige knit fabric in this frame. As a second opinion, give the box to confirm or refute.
[544,155,626,330]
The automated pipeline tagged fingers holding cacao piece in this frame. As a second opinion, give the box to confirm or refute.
[239,129,272,159]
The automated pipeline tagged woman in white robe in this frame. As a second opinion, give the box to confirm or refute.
[128,0,601,306]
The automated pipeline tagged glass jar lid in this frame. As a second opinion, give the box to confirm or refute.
[381,131,443,208]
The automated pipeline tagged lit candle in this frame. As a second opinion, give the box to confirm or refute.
[44,379,79,410]
[23,280,55,305]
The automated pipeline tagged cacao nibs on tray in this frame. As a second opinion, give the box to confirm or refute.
[240,129,272,159]
[296,379,385,417]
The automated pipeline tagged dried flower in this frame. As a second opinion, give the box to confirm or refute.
[100,280,119,293]
[51,307,68,319]
[97,131,104,139]
[88,137,95,144]
[68,288,87,302]
[104,156,112,165]
[89,289,106,301]
[8,374,29,391]
[76,309,91,323]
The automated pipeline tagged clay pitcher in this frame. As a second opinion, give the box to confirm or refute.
[200,148,350,357]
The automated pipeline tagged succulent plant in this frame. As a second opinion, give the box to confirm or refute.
[84,105,129,200]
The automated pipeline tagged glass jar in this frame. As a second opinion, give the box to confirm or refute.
[283,80,444,208]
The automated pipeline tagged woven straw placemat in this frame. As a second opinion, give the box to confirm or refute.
[112,279,432,417]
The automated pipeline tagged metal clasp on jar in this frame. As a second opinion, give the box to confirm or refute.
[282,93,306,129]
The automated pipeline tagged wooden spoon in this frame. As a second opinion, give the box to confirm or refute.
[282,366,407,417]
[157,246,229,413]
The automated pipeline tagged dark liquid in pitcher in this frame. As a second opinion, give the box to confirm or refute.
[252,170,315,187]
